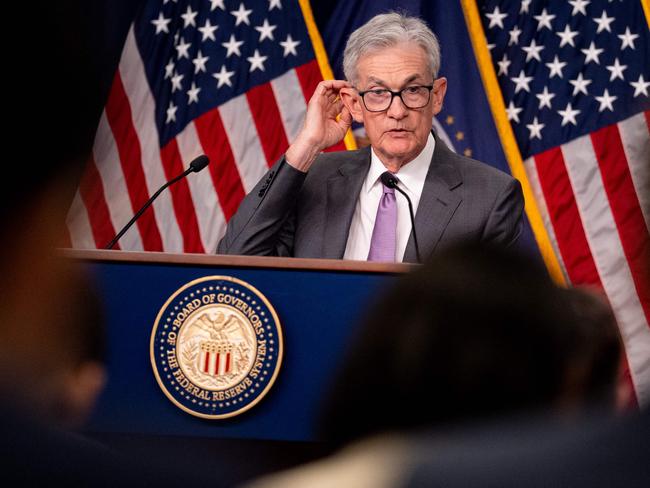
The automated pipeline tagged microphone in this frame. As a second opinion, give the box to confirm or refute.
[189,154,210,172]
[380,171,421,263]
[105,155,210,250]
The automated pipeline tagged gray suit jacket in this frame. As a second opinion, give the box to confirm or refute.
[217,133,524,262]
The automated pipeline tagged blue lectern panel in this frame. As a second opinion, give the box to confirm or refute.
[84,259,397,442]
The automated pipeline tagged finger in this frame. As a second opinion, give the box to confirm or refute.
[337,106,352,130]
[319,79,351,91]
[327,99,344,117]
[316,80,352,99]
[310,85,342,110]
[327,93,341,104]
[322,90,341,106]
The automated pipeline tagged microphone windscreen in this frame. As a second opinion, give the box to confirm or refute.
[190,155,210,172]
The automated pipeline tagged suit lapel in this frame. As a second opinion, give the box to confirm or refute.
[403,134,463,262]
[322,148,371,259]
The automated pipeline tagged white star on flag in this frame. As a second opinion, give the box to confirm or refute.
[545,56,567,78]
[255,19,277,42]
[192,50,209,74]
[166,101,177,123]
[522,39,544,62]
[569,0,590,16]
[526,116,544,139]
[222,34,244,57]
[593,10,615,33]
[176,37,191,59]
[210,0,226,10]
[247,49,268,72]
[536,86,555,109]
[581,41,604,65]
[630,74,650,97]
[280,34,300,57]
[595,89,617,112]
[508,26,522,45]
[511,70,533,93]
[534,9,555,31]
[212,65,234,88]
[198,19,219,42]
[556,25,579,48]
[151,13,171,34]
[497,53,510,76]
[171,71,184,92]
[187,82,201,104]
[181,6,198,28]
[606,58,627,81]
[505,101,522,122]
[618,27,639,50]
[231,3,253,26]
[569,73,592,96]
[486,6,507,29]
[558,102,580,126]
[164,60,174,79]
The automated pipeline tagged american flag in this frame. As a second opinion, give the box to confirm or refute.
[475,0,650,406]
[66,0,349,253]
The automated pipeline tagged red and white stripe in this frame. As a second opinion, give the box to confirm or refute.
[525,110,650,406]
[67,25,345,252]
[200,349,232,377]
[119,28,184,253]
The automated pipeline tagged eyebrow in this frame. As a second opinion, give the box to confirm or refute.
[365,74,428,88]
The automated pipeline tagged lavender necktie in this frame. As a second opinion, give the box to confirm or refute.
[367,181,397,262]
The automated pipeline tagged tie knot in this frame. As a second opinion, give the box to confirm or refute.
[382,182,395,195]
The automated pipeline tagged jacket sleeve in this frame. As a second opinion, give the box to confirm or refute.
[216,156,307,256]
[481,177,525,248]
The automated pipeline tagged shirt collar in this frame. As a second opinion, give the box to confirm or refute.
[365,132,435,194]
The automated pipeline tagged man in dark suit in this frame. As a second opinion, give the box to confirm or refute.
[218,12,523,262]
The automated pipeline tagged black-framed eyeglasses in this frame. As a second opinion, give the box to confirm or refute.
[357,85,434,112]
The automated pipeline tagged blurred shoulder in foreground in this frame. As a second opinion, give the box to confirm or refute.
[249,242,633,487]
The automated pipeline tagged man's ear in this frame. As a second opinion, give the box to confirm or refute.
[340,87,364,124]
[431,77,447,116]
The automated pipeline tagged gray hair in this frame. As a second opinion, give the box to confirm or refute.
[342,12,441,84]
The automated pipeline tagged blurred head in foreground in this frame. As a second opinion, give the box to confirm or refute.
[1,1,106,429]
[559,286,625,412]
[319,242,623,446]
[0,141,107,430]
[0,249,106,429]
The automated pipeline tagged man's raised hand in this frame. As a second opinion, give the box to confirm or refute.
[285,80,352,172]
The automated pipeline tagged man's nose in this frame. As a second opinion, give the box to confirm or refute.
[387,94,408,118]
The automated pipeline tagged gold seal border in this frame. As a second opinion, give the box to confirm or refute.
[150,275,284,420]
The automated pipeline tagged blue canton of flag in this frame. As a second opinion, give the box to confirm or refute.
[481,0,650,158]
[137,0,313,147]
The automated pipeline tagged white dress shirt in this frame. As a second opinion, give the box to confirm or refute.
[343,132,435,261]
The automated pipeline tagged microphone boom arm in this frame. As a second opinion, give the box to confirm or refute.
[105,155,209,250]
[392,185,421,263]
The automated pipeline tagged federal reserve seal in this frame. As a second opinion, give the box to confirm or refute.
[150,276,283,419]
